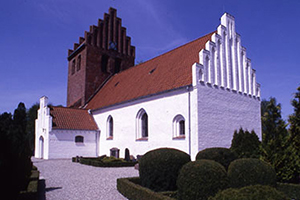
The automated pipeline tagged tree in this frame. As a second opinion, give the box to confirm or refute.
[261,98,288,150]
[230,128,261,158]
[0,103,32,198]
[286,86,300,183]
[26,103,39,155]
[261,98,288,181]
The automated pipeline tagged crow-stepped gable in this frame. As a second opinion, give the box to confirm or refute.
[67,7,135,108]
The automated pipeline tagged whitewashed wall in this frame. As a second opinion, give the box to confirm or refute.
[92,88,191,159]
[35,96,98,159]
[48,130,98,159]
[35,96,51,159]
[196,84,261,150]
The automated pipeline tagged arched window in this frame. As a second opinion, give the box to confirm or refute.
[107,115,113,139]
[173,115,185,139]
[39,136,44,159]
[75,135,84,143]
[136,109,148,140]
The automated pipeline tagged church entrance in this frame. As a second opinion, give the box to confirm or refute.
[39,136,44,159]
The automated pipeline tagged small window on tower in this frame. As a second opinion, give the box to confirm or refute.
[77,55,81,71]
[101,55,109,73]
[115,58,121,73]
[72,59,76,75]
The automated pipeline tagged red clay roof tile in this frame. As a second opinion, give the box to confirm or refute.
[50,106,98,130]
[86,32,215,110]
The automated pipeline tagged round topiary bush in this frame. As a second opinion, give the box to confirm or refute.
[228,158,277,188]
[177,159,229,200]
[209,184,288,200]
[139,148,191,192]
[195,147,237,169]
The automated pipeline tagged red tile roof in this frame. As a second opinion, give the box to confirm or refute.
[85,32,215,110]
[50,106,98,130]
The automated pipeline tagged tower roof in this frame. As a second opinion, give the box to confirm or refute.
[85,31,215,110]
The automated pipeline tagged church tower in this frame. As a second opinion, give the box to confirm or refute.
[67,7,135,108]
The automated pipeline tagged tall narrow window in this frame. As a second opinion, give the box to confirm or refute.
[173,115,185,139]
[107,115,113,139]
[136,109,148,140]
[179,120,185,136]
[71,59,76,75]
[101,55,109,73]
[114,58,121,73]
[77,55,81,71]
[141,113,148,138]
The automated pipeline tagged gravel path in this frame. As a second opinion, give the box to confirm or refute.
[32,158,139,200]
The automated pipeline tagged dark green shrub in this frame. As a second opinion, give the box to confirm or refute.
[177,160,229,200]
[277,182,300,200]
[79,156,137,167]
[139,148,191,192]
[230,128,261,158]
[117,177,175,200]
[209,184,288,200]
[228,158,277,188]
[196,147,237,169]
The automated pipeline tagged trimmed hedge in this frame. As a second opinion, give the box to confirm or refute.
[77,156,137,167]
[209,185,288,200]
[117,177,176,200]
[228,158,277,188]
[277,182,300,200]
[18,166,40,200]
[195,147,237,169]
[139,148,191,192]
[177,159,229,200]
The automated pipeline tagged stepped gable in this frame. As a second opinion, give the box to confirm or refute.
[50,106,98,130]
[85,31,215,110]
[67,7,135,108]
[67,7,135,59]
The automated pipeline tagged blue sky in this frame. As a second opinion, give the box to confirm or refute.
[0,0,299,120]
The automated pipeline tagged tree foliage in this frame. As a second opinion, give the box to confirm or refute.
[261,97,288,181]
[285,86,300,183]
[26,103,39,155]
[261,86,300,183]
[230,128,261,158]
[0,103,33,198]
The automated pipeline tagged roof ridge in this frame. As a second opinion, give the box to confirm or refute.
[50,105,89,111]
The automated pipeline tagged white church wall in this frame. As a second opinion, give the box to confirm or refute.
[35,96,51,159]
[92,88,191,159]
[196,84,261,151]
[48,129,98,159]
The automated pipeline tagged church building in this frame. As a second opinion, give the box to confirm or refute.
[35,8,261,160]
